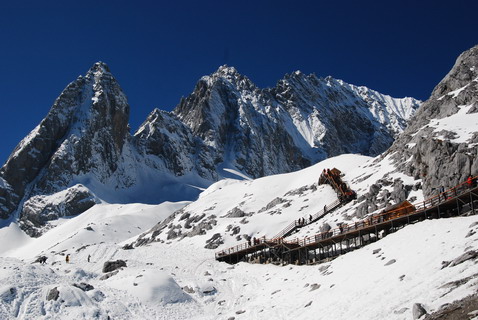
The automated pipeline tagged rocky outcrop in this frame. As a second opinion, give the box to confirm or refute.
[46,287,60,301]
[19,185,97,236]
[351,45,478,219]
[385,44,478,198]
[102,260,127,273]
[174,66,311,178]
[412,303,428,320]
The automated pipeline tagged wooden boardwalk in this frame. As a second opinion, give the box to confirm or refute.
[216,176,478,265]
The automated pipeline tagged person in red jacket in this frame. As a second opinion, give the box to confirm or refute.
[467,175,473,188]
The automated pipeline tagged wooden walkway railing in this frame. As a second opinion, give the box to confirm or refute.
[216,175,478,263]
[271,198,342,240]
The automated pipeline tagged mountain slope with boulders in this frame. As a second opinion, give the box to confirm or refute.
[134,45,478,254]
[351,44,478,219]
[0,63,419,236]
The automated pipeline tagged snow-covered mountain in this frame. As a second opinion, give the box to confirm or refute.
[0,45,477,320]
[352,44,478,218]
[175,66,420,177]
[0,63,418,236]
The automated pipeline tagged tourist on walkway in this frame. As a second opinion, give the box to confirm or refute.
[467,175,473,188]
[439,186,445,201]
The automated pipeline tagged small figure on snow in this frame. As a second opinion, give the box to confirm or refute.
[66,254,70,263]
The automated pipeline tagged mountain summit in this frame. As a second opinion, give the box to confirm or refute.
[0,63,420,235]
[175,65,420,177]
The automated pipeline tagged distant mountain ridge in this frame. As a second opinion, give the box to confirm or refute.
[175,66,419,177]
[0,63,420,235]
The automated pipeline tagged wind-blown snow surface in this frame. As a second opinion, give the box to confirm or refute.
[1,154,477,319]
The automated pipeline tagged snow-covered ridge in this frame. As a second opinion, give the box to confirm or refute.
[0,61,420,234]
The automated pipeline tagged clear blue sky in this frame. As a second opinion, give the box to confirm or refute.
[1,0,477,165]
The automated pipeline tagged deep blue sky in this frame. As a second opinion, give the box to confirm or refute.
[1,0,477,165]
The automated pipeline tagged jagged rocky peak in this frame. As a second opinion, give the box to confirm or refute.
[0,61,132,231]
[174,65,256,147]
[205,65,256,88]
[134,108,217,180]
[87,61,111,75]
[1,60,424,232]
[363,44,478,210]
[431,44,478,100]
[404,45,478,128]
[174,64,421,178]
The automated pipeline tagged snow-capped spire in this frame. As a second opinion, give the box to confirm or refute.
[89,61,110,73]
[215,64,239,76]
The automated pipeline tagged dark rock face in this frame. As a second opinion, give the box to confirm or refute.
[102,260,127,273]
[134,109,217,180]
[0,62,129,232]
[204,233,224,249]
[174,67,311,178]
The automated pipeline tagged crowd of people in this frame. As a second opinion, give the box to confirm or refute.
[247,237,262,247]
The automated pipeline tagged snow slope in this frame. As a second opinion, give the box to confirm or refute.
[1,207,477,319]
[1,153,477,319]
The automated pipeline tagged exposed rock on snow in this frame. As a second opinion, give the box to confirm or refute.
[204,233,224,249]
[384,259,397,266]
[46,287,60,301]
[72,282,94,292]
[447,250,478,267]
[424,293,478,320]
[99,270,119,280]
[413,303,428,319]
[20,185,97,236]
[102,260,127,273]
